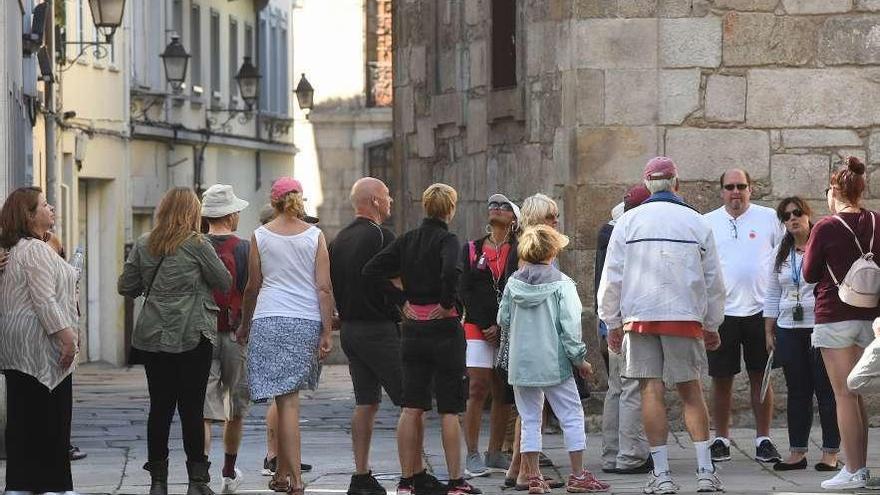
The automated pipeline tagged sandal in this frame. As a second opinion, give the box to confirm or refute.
[288,484,306,495]
[269,476,291,493]
[516,477,564,491]
[527,476,550,494]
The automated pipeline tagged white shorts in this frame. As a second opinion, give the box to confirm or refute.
[466,339,497,369]
[812,320,874,349]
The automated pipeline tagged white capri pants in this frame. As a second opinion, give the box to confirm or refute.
[514,376,586,453]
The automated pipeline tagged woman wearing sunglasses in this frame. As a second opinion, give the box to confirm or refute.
[803,156,880,490]
[764,197,840,472]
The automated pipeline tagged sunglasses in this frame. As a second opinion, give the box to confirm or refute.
[781,209,804,221]
[723,183,749,191]
[488,202,514,212]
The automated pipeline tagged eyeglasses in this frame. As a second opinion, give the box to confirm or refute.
[488,202,514,212]
[781,209,804,222]
[729,219,738,239]
[723,183,749,191]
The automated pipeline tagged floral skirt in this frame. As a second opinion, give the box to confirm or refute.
[247,316,322,401]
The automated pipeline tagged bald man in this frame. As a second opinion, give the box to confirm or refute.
[329,178,405,495]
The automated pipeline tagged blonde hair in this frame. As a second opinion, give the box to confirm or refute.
[422,183,457,220]
[149,187,202,257]
[518,225,569,264]
[271,191,306,219]
[520,193,558,229]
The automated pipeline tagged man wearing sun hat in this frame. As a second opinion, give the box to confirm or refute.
[200,184,251,494]
[598,157,725,494]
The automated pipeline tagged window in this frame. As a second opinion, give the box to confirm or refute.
[229,18,239,103]
[210,10,221,98]
[172,0,184,38]
[491,0,516,89]
[258,9,290,114]
[190,4,202,89]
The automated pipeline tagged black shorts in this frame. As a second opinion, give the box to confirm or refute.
[707,313,770,378]
[400,318,468,414]
[340,320,403,406]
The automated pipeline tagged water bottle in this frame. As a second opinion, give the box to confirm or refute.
[70,246,85,280]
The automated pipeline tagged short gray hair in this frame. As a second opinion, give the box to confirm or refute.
[520,193,558,229]
[644,177,677,194]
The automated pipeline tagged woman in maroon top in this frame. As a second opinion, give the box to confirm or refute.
[803,156,880,490]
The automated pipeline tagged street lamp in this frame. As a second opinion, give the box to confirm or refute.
[294,73,314,112]
[235,57,261,110]
[88,0,127,42]
[161,35,189,91]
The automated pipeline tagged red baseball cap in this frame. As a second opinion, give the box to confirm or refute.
[623,184,651,211]
[271,177,303,201]
[643,156,678,180]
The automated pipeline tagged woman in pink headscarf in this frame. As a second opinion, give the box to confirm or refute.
[238,177,334,494]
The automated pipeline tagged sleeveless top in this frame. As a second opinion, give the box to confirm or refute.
[252,225,322,322]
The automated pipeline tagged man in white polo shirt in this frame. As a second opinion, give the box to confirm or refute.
[703,169,784,464]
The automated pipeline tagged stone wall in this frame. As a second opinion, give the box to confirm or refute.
[392,0,880,398]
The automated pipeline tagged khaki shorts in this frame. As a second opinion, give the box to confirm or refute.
[812,320,874,349]
[621,332,707,385]
[204,332,251,421]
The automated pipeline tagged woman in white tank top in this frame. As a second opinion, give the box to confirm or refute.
[237,177,334,494]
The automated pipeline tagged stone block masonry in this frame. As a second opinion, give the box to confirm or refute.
[393,0,880,406]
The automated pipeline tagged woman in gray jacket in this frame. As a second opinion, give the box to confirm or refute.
[119,187,231,495]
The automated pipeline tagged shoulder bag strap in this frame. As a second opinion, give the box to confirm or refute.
[143,256,166,302]
[833,215,867,255]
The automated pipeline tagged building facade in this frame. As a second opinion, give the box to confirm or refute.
[393,0,880,384]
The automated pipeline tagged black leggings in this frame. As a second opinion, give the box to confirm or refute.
[5,370,73,493]
[141,338,213,463]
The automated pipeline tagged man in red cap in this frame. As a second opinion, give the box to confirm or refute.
[596,184,652,476]
[598,157,725,493]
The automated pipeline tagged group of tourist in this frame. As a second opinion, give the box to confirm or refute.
[2,152,880,495]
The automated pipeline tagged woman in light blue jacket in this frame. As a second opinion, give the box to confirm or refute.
[498,225,610,494]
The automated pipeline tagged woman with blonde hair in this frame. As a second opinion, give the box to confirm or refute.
[0,187,79,495]
[520,193,559,230]
[237,177,334,494]
[119,187,232,495]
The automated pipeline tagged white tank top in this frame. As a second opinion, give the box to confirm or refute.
[252,225,322,322]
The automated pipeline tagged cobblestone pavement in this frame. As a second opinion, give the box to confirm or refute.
[2,362,879,494]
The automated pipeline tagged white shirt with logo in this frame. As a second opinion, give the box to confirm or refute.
[704,204,784,317]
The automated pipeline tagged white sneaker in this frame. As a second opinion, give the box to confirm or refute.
[4,491,36,495]
[220,467,244,494]
[696,468,724,492]
[644,471,679,494]
[821,466,868,490]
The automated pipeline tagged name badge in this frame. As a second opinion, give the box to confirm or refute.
[787,289,800,301]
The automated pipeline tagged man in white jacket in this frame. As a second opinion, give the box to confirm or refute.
[598,156,726,494]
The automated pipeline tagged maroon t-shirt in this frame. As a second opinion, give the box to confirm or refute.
[803,210,880,324]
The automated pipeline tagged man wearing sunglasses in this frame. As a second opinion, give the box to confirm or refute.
[703,169,785,465]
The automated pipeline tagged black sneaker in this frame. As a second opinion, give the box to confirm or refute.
[262,456,277,476]
[302,462,313,473]
[413,471,448,495]
[755,439,782,463]
[69,445,87,461]
[348,471,387,495]
[710,439,731,462]
[447,478,482,495]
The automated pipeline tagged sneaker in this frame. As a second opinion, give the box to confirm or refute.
[484,450,512,472]
[643,471,679,495]
[821,467,869,490]
[865,474,880,490]
[220,467,244,494]
[538,452,555,467]
[616,458,654,475]
[465,452,490,478]
[69,445,87,461]
[262,457,277,476]
[755,439,782,463]
[567,469,610,493]
[447,478,482,495]
[709,439,730,463]
[696,468,723,492]
[348,471,387,495]
[302,462,313,473]
[397,477,414,495]
[413,471,448,495]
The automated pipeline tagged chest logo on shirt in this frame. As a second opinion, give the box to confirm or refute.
[749,230,757,240]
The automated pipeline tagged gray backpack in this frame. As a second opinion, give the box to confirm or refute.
[827,212,880,308]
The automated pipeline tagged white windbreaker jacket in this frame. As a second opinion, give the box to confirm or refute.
[597,195,726,333]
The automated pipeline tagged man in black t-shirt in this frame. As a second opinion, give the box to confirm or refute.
[329,177,404,495]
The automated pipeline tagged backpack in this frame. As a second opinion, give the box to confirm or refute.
[212,236,243,332]
[827,212,880,308]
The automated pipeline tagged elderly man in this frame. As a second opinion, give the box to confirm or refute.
[598,157,726,494]
[703,169,784,464]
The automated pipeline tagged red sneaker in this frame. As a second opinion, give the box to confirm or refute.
[566,470,610,493]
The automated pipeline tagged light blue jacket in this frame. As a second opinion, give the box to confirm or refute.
[498,263,587,387]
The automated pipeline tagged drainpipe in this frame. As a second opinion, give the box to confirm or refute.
[45,0,60,235]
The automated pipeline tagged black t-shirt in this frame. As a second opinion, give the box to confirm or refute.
[329,217,402,322]
[207,234,249,294]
